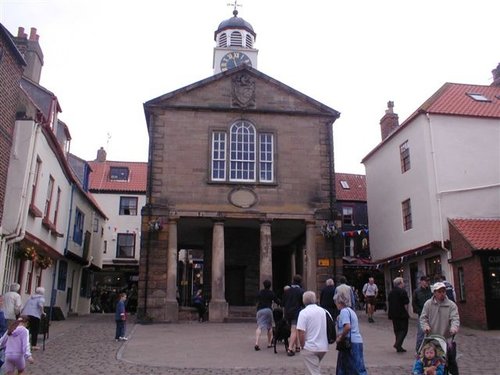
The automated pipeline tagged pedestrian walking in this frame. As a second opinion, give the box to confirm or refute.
[334,275,356,308]
[297,291,329,375]
[3,284,22,326]
[387,276,409,353]
[420,282,460,375]
[362,277,378,323]
[114,293,128,341]
[334,286,367,375]
[320,278,337,319]
[283,274,304,356]
[412,275,433,352]
[20,287,45,350]
[254,279,277,351]
[436,275,456,302]
[0,316,34,374]
[192,289,206,323]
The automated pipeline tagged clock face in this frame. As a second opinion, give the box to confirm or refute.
[220,52,252,72]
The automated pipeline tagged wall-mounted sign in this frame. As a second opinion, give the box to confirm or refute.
[228,187,258,208]
[318,258,330,267]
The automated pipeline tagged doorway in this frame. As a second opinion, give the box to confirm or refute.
[225,265,245,305]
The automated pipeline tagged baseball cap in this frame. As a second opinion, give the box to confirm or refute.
[431,282,446,292]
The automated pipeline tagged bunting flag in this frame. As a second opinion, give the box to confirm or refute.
[341,229,369,237]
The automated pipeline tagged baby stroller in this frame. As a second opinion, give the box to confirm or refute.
[271,307,290,354]
[413,335,453,375]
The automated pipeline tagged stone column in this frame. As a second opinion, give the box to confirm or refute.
[165,218,179,321]
[305,221,317,293]
[290,247,296,281]
[259,220,272,287]
[209,220,228,322]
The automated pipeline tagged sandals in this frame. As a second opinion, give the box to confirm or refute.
[254,345,260,351]
[286,349,295,356]
[296,347,301,353]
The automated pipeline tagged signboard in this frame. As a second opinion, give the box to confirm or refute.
[318,258,331,267]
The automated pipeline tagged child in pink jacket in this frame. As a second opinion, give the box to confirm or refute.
[0,317,34,374]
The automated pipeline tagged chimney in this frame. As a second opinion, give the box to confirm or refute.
[491,63,500,87]
[13,26,44,83]
[380,101,399,141]
[96,147,107,162]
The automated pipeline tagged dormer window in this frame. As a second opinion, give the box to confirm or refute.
[230,31,242,46]
[218,33,227,47]
[109,167,129,181]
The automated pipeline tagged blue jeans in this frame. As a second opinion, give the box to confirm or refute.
[336,342,368,375]
[115,320,125,339]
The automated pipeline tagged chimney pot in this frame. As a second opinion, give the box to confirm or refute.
[380,101,399,140]
[492,63,500,87]
[29,27,38,41]
[96,147,107,162]
[17,27,25,38]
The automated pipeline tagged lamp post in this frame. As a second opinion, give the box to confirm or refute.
[321,214,343,279]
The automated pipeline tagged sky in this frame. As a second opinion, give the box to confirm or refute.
[1,0,498,174]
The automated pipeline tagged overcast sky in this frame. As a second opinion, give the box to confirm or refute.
[1,0,498,174]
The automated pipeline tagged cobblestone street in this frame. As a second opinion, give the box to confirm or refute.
[25,311,500,374]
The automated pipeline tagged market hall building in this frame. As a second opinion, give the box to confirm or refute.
[138,9,342,322]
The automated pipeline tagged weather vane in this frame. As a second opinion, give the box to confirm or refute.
[227,0,242,15]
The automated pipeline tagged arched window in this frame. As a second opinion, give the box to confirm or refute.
[210,121,274,183]
[218,33,227,47]
[230,31,243,46]
[230,121,255,181]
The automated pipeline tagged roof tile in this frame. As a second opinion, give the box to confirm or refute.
[335,173,366,201]
[450,218,500,250]
[88,161,147,193]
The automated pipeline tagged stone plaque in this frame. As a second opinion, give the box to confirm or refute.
[228,187,258,208]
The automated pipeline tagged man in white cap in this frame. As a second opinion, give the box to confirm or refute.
[420,281,460,375]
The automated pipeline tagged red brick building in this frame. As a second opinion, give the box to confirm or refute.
[449,218,500,329]
[0,24,25,225]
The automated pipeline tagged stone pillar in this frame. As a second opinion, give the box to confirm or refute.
[209,220,228,322]
[290,248,296,281]
[165,218,179,321]
[305,221,317,293]
[259,220,272,287]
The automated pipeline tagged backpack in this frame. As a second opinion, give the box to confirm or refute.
[325,309,335,344]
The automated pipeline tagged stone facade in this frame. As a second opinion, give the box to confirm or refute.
[139,66,340,322]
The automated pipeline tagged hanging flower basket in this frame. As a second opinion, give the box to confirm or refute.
[36,254,53,269]
[320,221,338,239]
[15,246,37,261]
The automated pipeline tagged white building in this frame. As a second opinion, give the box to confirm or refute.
[1,27,106,318]
[87,148,147,313]
[362,75,500,307]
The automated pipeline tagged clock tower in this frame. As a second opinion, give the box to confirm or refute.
[213,7,258,74]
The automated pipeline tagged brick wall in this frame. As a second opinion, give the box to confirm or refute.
[449,224,488,329]
[0,32,24,226]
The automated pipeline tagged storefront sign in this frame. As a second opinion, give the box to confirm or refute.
[318,258,330,267]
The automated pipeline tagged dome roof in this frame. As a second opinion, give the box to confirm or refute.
[214,10,256,39]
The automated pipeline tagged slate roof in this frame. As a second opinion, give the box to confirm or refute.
[449,218,500,250]
[88,160,147,193]
[335,173,366,201]
[0,23,26,66]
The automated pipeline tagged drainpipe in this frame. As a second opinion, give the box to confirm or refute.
[143,113,155,318]
[48,183,75,321]
[5,122,41,245]
[426,113,446,250]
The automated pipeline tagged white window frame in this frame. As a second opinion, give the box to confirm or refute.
[229,121,256,182]
[211,132,227,181]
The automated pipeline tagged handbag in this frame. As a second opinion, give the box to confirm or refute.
[335,308,352,351]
